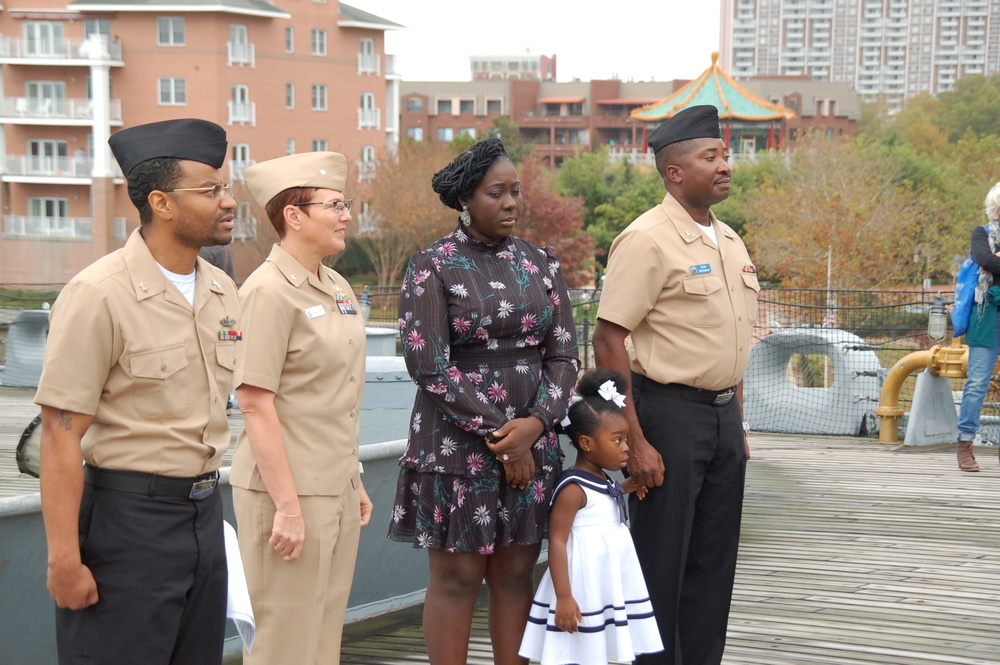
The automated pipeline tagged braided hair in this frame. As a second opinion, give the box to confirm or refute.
[431,137,510,212]
[561,369,629,449]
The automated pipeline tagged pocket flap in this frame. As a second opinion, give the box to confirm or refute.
[742,272,761,292]
[130,345,188,379]
[216,343,237,371]
[682,275,723,296]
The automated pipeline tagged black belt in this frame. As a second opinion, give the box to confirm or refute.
[84,465,219,500]
[632,373,736,406]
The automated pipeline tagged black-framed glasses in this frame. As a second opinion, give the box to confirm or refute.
[296,199,352,214]
[162,183,234,198]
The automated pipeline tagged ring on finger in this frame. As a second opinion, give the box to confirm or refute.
[501,453,510,461]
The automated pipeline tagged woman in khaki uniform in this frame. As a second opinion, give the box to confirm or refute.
[230,152,373,665]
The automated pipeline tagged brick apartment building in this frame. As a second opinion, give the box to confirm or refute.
[0,0,401,284]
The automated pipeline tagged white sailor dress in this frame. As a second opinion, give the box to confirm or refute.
[519,470,663,665]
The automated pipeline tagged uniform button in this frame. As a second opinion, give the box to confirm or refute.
[350,376,356,382]
[350,411,356,418]
[349,339,353,345]
[160,364,167,372]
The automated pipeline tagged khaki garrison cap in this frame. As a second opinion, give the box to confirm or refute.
[243,152,349,208]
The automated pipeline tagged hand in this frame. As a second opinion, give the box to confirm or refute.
[270,510,305,561]
[47,560,99,610]
[621,476,648,500]
[627,432,665,489]
[487,416,544,489]
[743,434,751,461]
[358,483,373,527]
[554,596,582,633]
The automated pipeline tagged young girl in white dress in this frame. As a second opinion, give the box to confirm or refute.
[519,369,664,665]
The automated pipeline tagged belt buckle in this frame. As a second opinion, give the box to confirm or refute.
[189,478,217,500]
[713,389,735,406]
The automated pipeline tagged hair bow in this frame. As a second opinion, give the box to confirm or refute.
[559,394,584,428]
[598,380,627,408]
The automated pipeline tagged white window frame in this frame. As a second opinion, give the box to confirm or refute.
[24,22,64,56]
[285,26,294,53]
[311,29,327,56]
[358,145,376,181]
[228,24,253,67]
[229,84,254,125]
[437,127,454,141]
[286,138,295,155]
[230,143,252,181]
[312,84,328,111]
[157,17,185,46]
[406,127,424,141]
[358,92,379,129]
[158,77,186,105]
[312,139,328,151]
[358,38,379,75]
[84,19,110,39]
[286,82,295,109]
[27,139,68,175]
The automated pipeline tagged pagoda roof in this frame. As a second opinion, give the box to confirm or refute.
[631,53,794,123]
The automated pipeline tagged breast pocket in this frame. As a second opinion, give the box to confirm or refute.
[742,272,761,324]
[681,275,725,328]
[129,345,190,419]
[215,342,237,393]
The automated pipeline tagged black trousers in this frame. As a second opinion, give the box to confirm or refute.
[56,482,228,665]
[630,378,747,665]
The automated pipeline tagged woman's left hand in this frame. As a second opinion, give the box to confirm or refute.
[358,482,373,527]
[487,416,544,489]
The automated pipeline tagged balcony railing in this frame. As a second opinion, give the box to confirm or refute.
[227,42,255,67]
[1,154,125,179]
[356,160,376,182]
[0,97,123,122]
[358,53,380,75]
[227,101,256,126]
[4,215,87,239]
[0,35,123,61]
[232,216,257,241]
[357,107,381,130]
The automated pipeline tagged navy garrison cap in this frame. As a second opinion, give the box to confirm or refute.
[109,119,228,176]
[647,105,722,154]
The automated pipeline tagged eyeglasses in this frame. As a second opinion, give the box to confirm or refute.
[296,199,352,214]
[162,183,234,198]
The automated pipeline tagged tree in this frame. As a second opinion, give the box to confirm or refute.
[737,136,949,288]
[353,139,456,286]
[514,154,597,287]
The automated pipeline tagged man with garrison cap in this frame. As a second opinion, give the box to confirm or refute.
[593,105,759,665]
[35,118,241,665]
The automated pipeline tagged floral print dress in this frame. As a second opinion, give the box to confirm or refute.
[388,225,579,553]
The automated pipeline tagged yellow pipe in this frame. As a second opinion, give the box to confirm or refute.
[875,338,972,444]
[875,349,933,443]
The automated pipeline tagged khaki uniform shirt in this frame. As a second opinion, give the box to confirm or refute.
[230,244,366,497]
[34,228,241,477]
[598,192,760,391]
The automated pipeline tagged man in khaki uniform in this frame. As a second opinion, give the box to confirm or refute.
[231,152,372,665]
[593,105,759,665]
[35,118,241,665]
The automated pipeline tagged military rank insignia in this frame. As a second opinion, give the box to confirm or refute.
[218,330,243,341]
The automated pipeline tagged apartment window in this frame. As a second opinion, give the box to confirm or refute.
[158,77,186,105]
[358,145,376,181]
[358,38,378,74]
[460,128,476,138]
[27,140,67,175]
[311,29,327,56]
[28,197,72,235]
[486,99,502,114]
[85,75,114,100]
[231,143,251,180]
[312,139,328,151]
[406,127,424,141]
[286,83,295,109]
[228,24,252,66]
[84,19,110,39]
[233,202,257,241]
[286,138,295,155]
[311,84,328,110]
[229,85,253,125]
[24,22,64,56]
[26,81,65,115]
[406,97,423,113]
[437,127,454,141]
[437,99,451,115]
[459,100,474,114]
[157,18,185,46]
[285,26,294,53]
[358,92,378,129]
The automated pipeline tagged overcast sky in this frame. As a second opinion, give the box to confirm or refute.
[348,0,723,83]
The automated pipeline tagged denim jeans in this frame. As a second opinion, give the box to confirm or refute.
[957,313,1000,441]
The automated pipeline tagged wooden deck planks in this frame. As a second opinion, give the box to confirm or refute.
[4,387,1000,663]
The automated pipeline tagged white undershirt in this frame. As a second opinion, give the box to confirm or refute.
[700,221,719,246]
[157,263,196,307]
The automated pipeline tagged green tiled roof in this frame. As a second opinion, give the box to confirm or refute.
[632,53,794,122]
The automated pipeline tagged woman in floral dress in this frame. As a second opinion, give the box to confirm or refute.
[388,137,579,664]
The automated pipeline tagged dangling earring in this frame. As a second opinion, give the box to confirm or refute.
[460,206,471,227]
